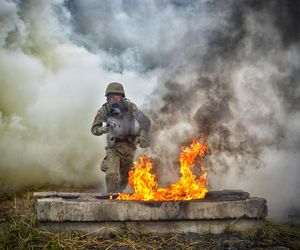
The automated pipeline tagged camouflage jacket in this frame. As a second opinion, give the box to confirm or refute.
[91,100,151,140]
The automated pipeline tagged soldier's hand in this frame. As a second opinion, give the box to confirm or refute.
[97,126,109,136]
[137,135,150,148]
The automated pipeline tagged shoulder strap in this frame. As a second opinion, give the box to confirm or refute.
[103,102,110,114]
[126,100,137,115]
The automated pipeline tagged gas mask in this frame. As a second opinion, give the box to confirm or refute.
[108,94,124,116]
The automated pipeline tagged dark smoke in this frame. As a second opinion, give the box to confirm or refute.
[144,0,300,220]
[148,2,294,150]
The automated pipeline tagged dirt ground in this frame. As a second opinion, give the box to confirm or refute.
[0,186,299,250]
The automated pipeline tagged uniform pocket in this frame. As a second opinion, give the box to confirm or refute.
[101,156,109,172]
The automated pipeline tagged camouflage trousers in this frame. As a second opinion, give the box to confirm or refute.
[101,142,136,193]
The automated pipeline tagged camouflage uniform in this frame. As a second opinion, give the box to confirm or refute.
[91,83,151,193]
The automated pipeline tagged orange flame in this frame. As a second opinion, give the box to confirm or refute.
[116,139,209,201]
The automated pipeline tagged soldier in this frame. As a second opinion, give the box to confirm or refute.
[91,82,151,193]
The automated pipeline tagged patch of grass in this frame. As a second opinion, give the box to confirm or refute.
[0,215,47,249]
[0,215,219,250]
[273,223,300,249]
[228,219,300,249]
[1,216,300,250]
[202,231,214,242]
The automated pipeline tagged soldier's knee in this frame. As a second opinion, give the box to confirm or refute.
[101,158,109,172]
[106,169,118,178]
[106,168,121,183]
[101,152,120,172]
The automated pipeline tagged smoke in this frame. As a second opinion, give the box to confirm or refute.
[0,0,299,220]
[0,0,156,191]
[145,0,300,220]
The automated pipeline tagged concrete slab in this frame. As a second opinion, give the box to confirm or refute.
[34,190,267,235]
[40,219,263,235]
[35,197,267,222]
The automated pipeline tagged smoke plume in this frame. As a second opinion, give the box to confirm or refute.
[0,0,299,220]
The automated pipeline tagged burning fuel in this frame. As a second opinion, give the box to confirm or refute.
[116,139,209,201]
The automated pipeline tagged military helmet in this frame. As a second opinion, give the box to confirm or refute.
[105,82,125,97]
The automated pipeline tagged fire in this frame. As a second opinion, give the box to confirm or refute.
[116,139,209,201]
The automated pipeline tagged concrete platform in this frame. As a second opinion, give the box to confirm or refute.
[33,190,267,235]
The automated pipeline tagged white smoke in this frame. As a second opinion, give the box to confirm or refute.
[0,0,156,191]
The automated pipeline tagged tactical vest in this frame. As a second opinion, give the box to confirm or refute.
[104,101,137,146]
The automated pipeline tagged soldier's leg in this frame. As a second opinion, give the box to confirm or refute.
[119,160,133,192]
[119,146,136,192]
[101,148,121,193]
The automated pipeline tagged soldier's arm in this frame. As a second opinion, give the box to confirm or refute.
[129,102,151,148]
[91,105,108,136]
[129,102,151,131]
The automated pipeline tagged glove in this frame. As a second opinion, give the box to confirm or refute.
[137,135,150,148]
[97,126,109,136]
